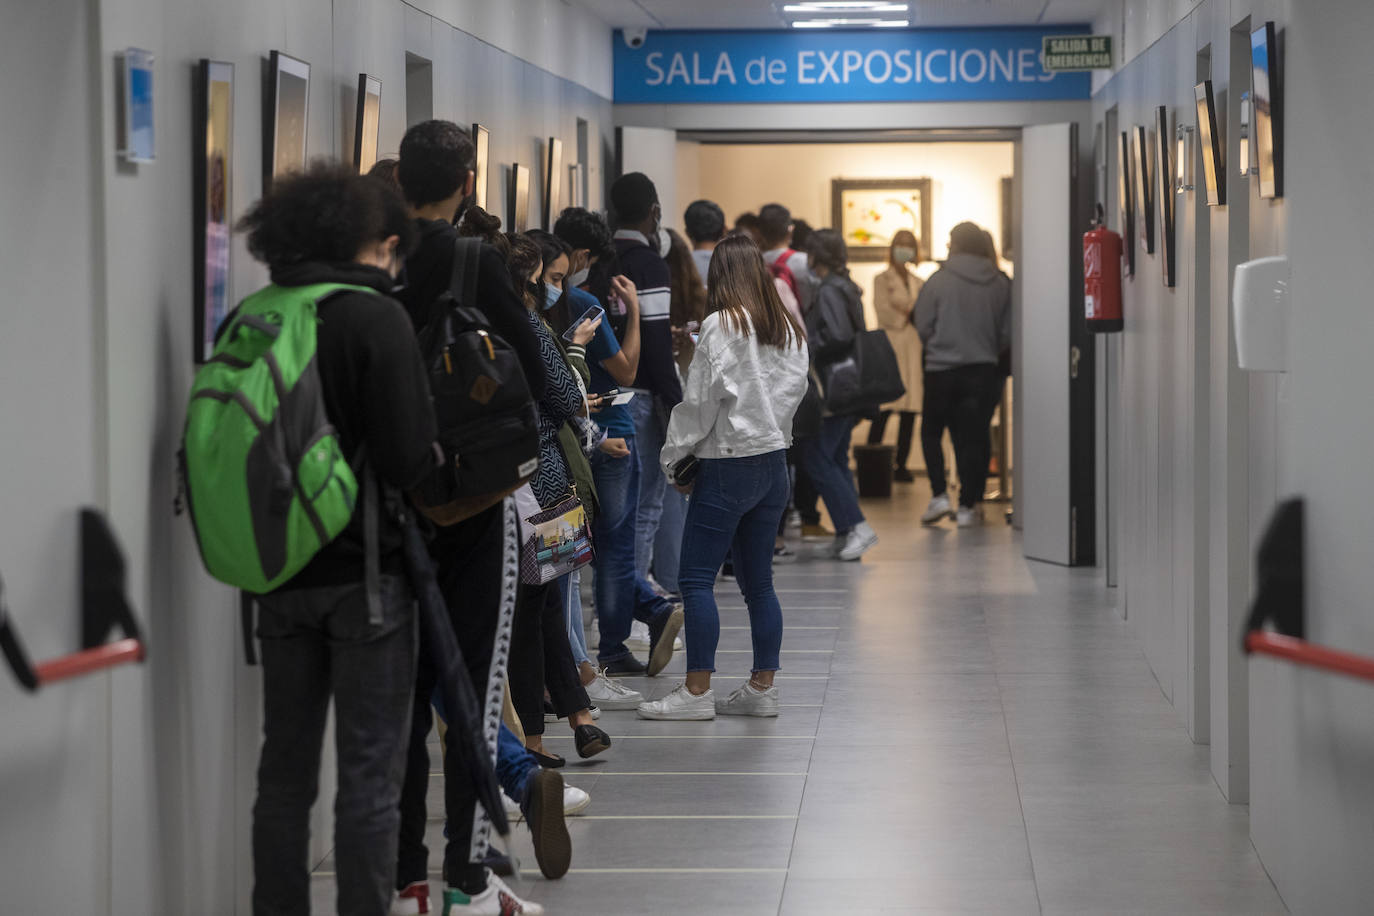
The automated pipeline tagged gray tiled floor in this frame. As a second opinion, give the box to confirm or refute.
[312,483,1286,914]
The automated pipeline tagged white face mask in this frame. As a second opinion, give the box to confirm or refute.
[657,230,672,259]
[893,246,917,264]
[567,267,590,289]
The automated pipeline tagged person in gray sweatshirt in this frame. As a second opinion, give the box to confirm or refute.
[911,222,1012,527]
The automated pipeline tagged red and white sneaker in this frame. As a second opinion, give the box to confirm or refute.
[441,871,544,914]
[391,880,431,915]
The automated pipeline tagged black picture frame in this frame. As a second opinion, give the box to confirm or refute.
[1194,80,1225,207]
[1000,176,1015,262]
[353,73,381,173]
[1156,106,1176,288]
[1250,21,1283,199]
[471,124,490,211]
[830,177,933,263]
[193,59,235,363]
[1118,130,1135,276]
[264,50,309,189]
[1132,125,1154,255]
[544,138,563,230]
[509,163,530,232]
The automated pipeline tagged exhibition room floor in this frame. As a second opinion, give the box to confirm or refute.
[310,484,1286,915]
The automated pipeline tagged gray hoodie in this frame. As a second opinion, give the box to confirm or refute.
[912,253,1011,373]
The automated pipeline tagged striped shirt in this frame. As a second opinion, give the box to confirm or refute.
[613,230,682,407]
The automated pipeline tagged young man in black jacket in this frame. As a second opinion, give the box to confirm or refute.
[235,166,435,916]
[391,120,557,915]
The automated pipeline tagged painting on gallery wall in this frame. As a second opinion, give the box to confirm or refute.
[831,178,933,263]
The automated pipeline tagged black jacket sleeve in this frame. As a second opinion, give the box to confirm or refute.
[474,245,548,399]
[358,298,440,491]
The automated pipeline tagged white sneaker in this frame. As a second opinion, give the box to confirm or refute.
[504,783,591,821]
[715,682,780,717]
[563,784,591,815]
[957,506,983,528]
[629,618,682,651]
[921,493,954,525]
[391,881,431,915]
[838,522,879,561]
[441,872,543,914]
[636,684,715,720]
[584,668,644,710]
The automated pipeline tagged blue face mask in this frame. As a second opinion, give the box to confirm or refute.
[543,284,562,310]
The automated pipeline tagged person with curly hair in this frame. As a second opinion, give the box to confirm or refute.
[233,163,436,916]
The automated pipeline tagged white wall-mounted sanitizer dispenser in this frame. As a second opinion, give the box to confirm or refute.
[1232,255,1290,372]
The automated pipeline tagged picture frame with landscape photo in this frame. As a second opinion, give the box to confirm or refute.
[352,74,381,173]
[544,138,562,229]
[1194,79,1225,206]
[1155,106,1176,288]
[194,60,234,363]
[831,178,932,263]
[509,163,531,233]
[264,50,310,188]
[1250,21,1283,199]
[471,124,490,210]
[1132,125,1154,255]
[1118,130,1135,276]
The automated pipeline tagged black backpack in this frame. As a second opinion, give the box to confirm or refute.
[412,238,540,525]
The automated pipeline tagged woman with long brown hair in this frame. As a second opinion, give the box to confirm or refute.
[637,235,810,720]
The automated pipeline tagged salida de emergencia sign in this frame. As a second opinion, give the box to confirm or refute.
[1041,35,1114,71]
[613,28,1091,104]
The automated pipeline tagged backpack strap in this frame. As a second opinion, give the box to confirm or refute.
[452,238,483,309]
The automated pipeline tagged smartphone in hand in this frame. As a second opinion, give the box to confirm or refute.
[562,304,606,342]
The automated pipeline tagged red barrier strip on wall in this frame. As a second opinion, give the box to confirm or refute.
[30,638,145,687]
[1245,631,1374,685]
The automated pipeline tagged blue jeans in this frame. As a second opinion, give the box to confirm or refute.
[629,394,669,578]
[559,569,590,667]
[653,486,686,594]
[590,438,674,664]
[678,451,790,673]
[496,723,540,804]
[800,415,865,532]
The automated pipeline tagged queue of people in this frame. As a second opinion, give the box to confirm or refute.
[183,120,1009,915]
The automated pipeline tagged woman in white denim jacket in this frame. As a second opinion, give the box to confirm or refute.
[636,235,810,722]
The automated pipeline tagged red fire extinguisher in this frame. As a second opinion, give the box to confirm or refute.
[1084,208,1123,333]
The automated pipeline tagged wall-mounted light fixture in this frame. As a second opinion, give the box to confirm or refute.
[1238,91,1255,178]
[1175,124,1194,193]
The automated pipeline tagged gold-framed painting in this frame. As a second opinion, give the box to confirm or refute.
[831,178,932,263]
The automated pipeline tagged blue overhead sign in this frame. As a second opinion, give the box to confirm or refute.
[614,27,1091,104]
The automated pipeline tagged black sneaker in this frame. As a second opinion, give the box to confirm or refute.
[574,723,611,759]
[646,606,685,677]
[522,768,571,880]
[481,844,514,876]
[603,654,647,677]
[894,467,916,483]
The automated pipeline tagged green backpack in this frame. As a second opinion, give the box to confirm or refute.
[181,282,374,594]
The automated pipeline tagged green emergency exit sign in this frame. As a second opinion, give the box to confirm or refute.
[1042,35,1113,71]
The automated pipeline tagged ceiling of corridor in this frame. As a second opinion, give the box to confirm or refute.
[573,0,1112,29]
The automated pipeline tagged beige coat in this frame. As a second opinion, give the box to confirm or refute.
[873,265,924,412]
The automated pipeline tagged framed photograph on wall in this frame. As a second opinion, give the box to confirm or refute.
[830,178,933,263]
[544,138,563,229]
[1155,107,1176,288]
[1118,131,1135,276]
[1000,176,1014,262]
[1131,125,1154,255]
[121,48,156,163]
[264,50,309,188]
[353,74,381,173]
[568,163,585,209]
[471,124,490,210]
[193,60,234,363]
[1194,80,1225,206]
[1250,21,1283,199]
[509,163,531,232]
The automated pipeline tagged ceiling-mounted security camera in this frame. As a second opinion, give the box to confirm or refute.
[622,28,648,49]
